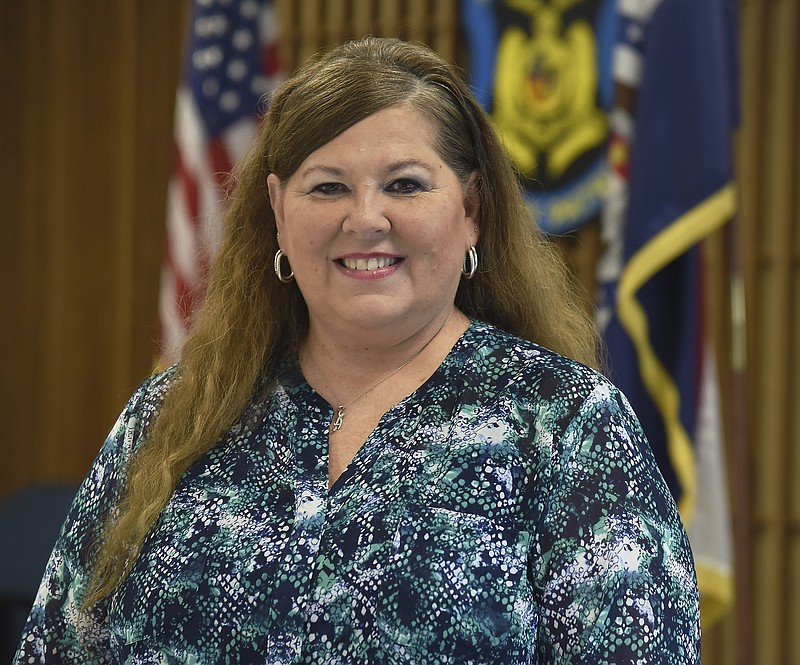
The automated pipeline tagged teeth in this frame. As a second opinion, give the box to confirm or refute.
[342,257,398,271]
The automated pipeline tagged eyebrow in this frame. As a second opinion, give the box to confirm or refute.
[300,165,344,179]
[386,159,435,174]
[299,159,435,180]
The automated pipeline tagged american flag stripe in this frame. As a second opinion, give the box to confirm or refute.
[158,0,284,364]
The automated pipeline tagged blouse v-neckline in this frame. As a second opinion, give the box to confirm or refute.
[279,320,478,496]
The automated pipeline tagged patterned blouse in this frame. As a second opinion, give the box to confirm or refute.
[15,320,700,664]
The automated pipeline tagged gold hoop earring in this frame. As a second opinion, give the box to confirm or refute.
[274,249,294,283]
[461,245,478,279]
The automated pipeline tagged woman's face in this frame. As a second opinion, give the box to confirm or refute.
[268,104,479,344]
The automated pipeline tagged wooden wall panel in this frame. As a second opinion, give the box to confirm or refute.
[738,0,800,663]
[1,1,799,662]
[731,4,765,663]
[0,1,187,497]
[275,0,463,71]
[736,0,800,662]
[793,109,800,665]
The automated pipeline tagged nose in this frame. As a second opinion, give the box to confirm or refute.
[341,188,391,236]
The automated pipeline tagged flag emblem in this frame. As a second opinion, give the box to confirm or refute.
[463,0,615,233]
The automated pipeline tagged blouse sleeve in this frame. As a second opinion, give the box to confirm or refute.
[13,374,163,664]
[530,377,701,664]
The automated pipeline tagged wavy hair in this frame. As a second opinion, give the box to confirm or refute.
[83,36,599,608]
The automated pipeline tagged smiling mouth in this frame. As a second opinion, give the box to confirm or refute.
[339,257,401,271]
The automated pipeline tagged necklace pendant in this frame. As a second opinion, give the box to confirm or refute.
[331,405,345,432]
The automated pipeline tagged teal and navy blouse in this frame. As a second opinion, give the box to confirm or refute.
[15,320,700,664]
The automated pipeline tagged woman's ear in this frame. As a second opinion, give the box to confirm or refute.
[464,172,481,245]
[267,174,284,235]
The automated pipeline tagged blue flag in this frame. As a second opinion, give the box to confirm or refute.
[597,0,738,626]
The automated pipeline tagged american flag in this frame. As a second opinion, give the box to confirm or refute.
[159,0,284,364]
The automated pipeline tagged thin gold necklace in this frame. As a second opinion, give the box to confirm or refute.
[307,310,453,433]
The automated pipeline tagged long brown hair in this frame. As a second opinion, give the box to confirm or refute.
[83,36,599,608]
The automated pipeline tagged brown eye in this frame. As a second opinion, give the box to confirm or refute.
[386,178,424,195]
[312,182,347,195]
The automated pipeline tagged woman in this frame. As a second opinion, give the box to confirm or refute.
[16,37,700,663]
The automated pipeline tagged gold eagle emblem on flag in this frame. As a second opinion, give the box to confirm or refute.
[493,0,608,182]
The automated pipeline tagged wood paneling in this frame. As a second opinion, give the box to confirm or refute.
[734,0,800,663]
[0,1,187,496]
[275,0,463,69]
[1,1,798,662]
